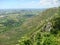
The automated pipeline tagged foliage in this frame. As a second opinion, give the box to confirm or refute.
[17,7,60,45]
[0,7,60,45]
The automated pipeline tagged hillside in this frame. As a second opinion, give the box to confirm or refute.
[17,7,60,45]
[0,9,43,45]
[19,7,59,36]
[0,7,60,45]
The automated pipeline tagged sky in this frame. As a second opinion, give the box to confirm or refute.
[0,0,60,9]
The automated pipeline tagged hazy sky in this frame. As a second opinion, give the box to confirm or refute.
[0,0,60,9]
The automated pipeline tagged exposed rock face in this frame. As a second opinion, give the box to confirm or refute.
[45,22,52,32]
[42,22,52,32]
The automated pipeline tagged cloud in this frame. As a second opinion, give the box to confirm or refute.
[0,0,59,9]
[26,0,60,8]
[31,1,36,3]
[39,0,60,8]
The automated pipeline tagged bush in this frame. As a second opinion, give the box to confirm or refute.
[50,16,60,35]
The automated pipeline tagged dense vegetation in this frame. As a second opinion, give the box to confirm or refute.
[17,7,60,45]
[0,7,60,45]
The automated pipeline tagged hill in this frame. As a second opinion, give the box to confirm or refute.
[0,7,60,45]
[0,9,43,45]
[17,7,60,45]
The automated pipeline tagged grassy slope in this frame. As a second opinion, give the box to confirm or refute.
[17,7,60,45]
[0,7,60,45]
[0,11,38,45]
[20,7,59,36]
